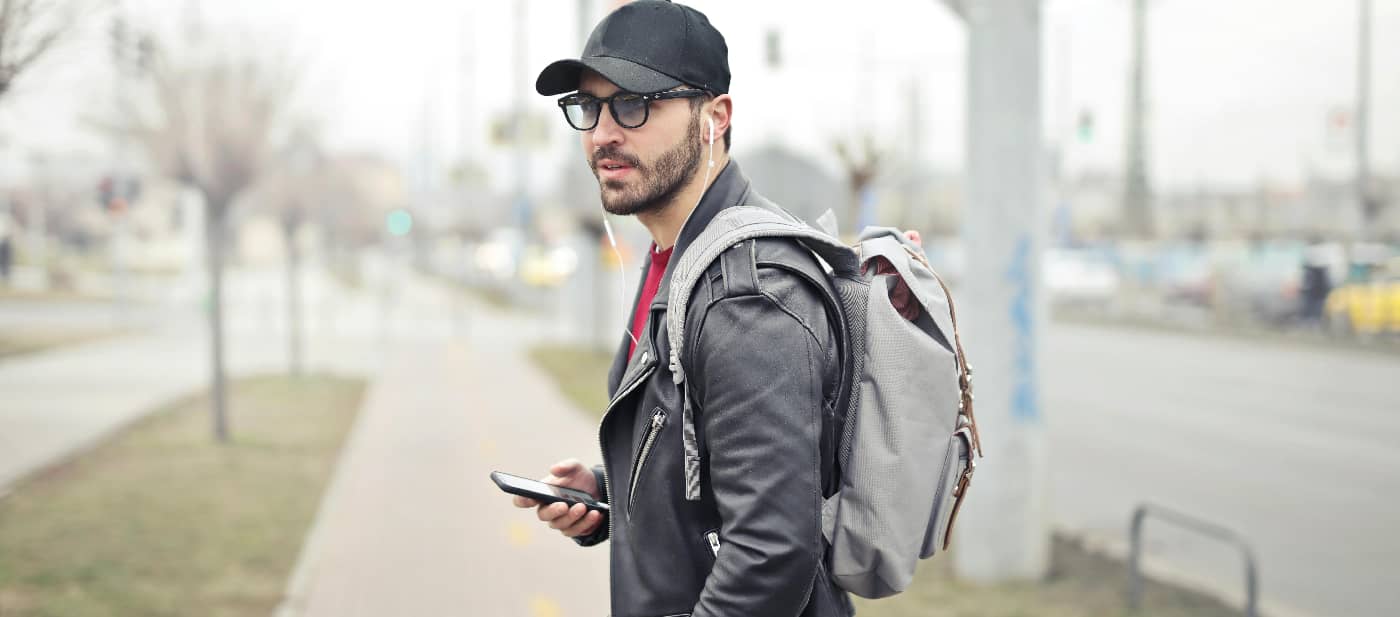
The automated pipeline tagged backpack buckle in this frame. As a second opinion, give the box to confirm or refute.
[952,459,975,498]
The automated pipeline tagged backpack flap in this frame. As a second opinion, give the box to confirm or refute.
[855,230,956,348]
[857,227,981,459]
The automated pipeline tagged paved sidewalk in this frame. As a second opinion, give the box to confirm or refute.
[0,324,210,492]
[0,268,383,494]
[282,329,611,616]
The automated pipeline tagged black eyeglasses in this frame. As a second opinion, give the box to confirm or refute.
[557,89,708,131]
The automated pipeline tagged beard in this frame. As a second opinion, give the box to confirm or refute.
[591,115,703,216]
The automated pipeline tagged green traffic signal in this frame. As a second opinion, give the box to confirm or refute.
[387,209,413,237]
[1077,110,1094,143]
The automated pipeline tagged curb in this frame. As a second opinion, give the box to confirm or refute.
[272,375,380,617]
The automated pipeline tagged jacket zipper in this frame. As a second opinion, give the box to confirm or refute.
[598,350,657,545]
[706,531,721,557]
[628,408,668,513]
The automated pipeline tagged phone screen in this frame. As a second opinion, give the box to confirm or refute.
[493,472,600,507]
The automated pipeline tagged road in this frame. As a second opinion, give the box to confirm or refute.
[1045,322,1400,617]
[0,264,415,493]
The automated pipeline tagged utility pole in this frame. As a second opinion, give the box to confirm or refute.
[1356,0,1373,235]
[422,90,436,194]
[904,76,924,229]
[513,0,532,234]
[906,77,924,172]
[575,0,614,351]
[945,0,1050,581]
[458,4,477,167]
[1123,0,1153,238]
[184,0,202,43]
[578,0,593,51]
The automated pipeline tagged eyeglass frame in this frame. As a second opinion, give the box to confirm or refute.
[556,88,710,131]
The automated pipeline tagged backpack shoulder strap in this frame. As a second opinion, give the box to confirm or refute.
[665,201,857,501]
[665,203,856,385]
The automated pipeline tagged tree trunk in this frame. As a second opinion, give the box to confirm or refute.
[283,219,303,377]
[206,203,230,443]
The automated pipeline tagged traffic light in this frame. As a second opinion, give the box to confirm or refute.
[98,176,114,208]
[1077,110,1095,143]
[110,17,127,67]
[98,176,141,214]
[386,209,413,237]
[123,177,142,202]
[136,35,156,73]
[765,30,781,69]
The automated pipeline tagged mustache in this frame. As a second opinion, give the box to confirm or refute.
[591,146,642,170]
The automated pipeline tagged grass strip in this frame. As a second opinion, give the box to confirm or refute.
[0,329,126,361]
[0,375,366,617]
[528,343,613,418]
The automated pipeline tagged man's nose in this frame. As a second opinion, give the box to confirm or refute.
[590,104,625,149]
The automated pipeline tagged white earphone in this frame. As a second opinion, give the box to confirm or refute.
[707,117,716,168]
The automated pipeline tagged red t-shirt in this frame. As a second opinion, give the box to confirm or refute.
[629,244,674,357]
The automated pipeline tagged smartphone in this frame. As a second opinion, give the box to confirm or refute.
[491,471,610,513]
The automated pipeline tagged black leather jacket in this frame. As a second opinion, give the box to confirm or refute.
[576,161,854,617]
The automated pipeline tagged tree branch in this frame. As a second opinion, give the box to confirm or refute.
[0,0,69,99]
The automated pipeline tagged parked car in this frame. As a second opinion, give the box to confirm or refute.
[1326,256,1400,336]
[1044,248,1120,308]
[1212,242,1305,326]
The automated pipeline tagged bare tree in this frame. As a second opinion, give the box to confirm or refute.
[834,134,883,233]
[0,0,70,102]
[317,154,406,264]
[255,128,323,377]
[117,35,297,442]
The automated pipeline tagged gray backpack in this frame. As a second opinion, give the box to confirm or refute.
[665,201,984,599]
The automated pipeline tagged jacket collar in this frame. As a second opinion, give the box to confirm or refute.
[606,158,752,396]
[649,158,751,311]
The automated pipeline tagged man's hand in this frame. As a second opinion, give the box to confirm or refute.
[511,459,605,539]
[863,230,925,321]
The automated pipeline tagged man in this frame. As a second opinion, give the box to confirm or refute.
[510,2,854,615]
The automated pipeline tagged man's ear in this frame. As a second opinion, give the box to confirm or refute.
[709,94,733,144]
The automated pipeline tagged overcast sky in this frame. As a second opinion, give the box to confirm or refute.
[1,0,1396,195]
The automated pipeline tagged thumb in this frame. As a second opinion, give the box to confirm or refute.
[550,459,584,478]
[904,230,923,247]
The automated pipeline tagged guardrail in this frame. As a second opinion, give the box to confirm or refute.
[1128,502,1259,617]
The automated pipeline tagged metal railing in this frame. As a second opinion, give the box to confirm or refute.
[1128,502,1260,617]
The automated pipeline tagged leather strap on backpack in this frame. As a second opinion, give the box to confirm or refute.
[905,245,983,457]
[904,246,984,551]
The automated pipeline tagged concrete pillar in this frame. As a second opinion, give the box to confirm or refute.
[951,0,1050,581]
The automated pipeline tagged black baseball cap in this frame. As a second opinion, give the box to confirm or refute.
[535,0,730,96]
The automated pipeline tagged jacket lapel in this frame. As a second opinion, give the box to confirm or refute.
[648,160,752,313]
[606,159,755,396]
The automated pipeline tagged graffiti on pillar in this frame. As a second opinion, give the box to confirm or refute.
[1004,234,1040,423]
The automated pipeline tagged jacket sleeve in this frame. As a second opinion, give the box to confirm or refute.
[688,268,835,616]
[572,464,610,547]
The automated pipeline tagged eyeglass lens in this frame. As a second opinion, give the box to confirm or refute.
[563,93,649,130]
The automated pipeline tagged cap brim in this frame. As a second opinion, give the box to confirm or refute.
[535,56,683,96]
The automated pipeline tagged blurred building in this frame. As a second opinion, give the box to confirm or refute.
[741,144,843,225]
